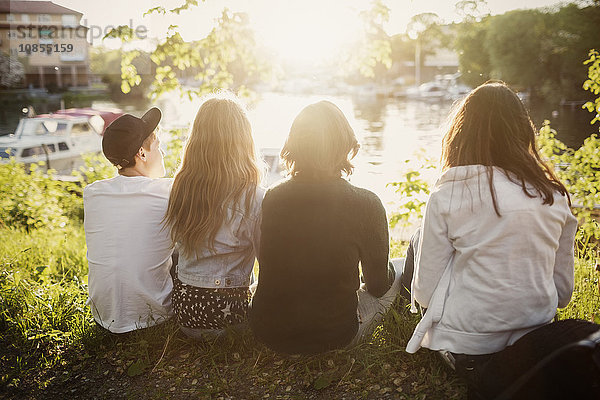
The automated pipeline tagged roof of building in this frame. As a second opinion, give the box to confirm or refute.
[0,1,82,16]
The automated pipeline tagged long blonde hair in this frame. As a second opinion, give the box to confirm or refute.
[164,94,262,257]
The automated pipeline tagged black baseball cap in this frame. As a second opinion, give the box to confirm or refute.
[102,107,162,169]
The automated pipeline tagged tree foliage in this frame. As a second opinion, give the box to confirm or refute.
[454,0,490,21]
[0,162,78,230]
[583,49,600,124]
[106,4,271,100]
[486,10,550,92]
[454,3,600,99]
[538,122,600,243]
[345,0,392,80]
[454,17,491,87]
[90,47,154,101]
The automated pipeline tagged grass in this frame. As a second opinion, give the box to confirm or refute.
[1,223,599,399]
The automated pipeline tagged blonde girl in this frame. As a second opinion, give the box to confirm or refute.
[164,94,264,337]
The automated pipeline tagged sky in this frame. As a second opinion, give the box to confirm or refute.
[49,0,572,60]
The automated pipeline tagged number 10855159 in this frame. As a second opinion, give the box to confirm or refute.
[17,43,74,54]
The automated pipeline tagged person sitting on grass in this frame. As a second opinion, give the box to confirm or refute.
[163,95,265,339]
[405,81,600,399]
[84,107,174,333]
[249,100,406,354]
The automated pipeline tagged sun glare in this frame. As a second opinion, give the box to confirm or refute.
[250,1,363,66]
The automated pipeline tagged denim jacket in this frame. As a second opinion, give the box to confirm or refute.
[176,187,265,289]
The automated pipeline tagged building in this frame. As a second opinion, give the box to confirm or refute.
[0,1,90,89]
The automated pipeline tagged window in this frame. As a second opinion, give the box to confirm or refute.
[58,142,69,151]
[61,14,76,27]
[7,13,15,22]
[70,123,91,136]
[7,30,17,39]
[18,120,68,136]
[21,14,30,23]
[38,14,51,23]
[39,29,53,39]
[21,146,45,157]
[22,144,56,157]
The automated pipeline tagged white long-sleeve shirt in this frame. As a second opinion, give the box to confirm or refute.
[408,165,577,355]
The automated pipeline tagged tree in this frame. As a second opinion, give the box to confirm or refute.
[0,52,24,89]
[407,12,445,51]
[90,47,154,101]
[454,0,490,21]
[453,3,600,100]
[406,13,447,86]
[347,0,392,80]
[454,17,491,87]
[583,49,600,125]
[548,4,600,100]
[485,9,552,94]
[106,3,271,100]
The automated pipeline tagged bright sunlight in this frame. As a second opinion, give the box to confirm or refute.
[249,1,363,65]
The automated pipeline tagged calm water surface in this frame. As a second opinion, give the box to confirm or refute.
[94,91,596,238]
[147,92,450,204]
[4,90,594,237]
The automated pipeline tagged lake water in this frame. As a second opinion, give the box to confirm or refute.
[151,92,447,201]
[146,90,594,204]
[3,90,596,237]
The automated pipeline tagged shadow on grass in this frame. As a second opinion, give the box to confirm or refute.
[2,298,466,400]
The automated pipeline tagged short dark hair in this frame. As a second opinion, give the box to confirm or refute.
[129,131,157,168]
[281,101,360,178]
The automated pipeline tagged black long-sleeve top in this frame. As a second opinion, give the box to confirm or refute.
[249,176,393,354]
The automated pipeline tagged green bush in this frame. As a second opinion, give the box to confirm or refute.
[75,152,116,184]
[538,123,600,243]
[387,151,436,229]
[163,129,185,178]
[0,162,75,230]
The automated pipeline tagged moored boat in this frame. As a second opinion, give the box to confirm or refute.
[0,108,123,175]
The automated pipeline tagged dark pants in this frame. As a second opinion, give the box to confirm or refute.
[404,227,600,399]
[453,319,600,400]
[399,228,419,301]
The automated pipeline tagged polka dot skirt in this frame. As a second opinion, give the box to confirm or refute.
[172,277,249,330]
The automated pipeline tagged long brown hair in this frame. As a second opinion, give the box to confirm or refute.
[280,101,360,178]
[164,94,262,257]
[441,80,570,216]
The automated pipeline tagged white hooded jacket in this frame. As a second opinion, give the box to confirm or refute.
[407,165,577,355]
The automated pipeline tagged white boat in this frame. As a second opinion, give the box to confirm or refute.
[406,82,448,99]
[0,108,122,175]
[261,147,285,187]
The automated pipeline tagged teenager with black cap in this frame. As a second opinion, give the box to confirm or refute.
[84,107,174,333]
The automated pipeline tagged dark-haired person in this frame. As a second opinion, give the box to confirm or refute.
[84,108,174,333]
[250,101,405,354]
[406,81,600,399]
